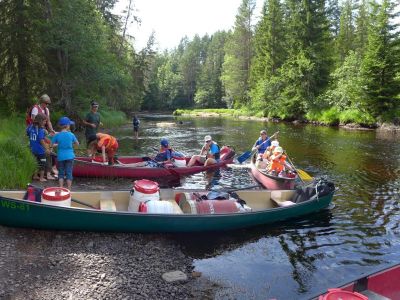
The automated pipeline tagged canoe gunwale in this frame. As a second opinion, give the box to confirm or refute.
[73,153,235,179]
[0,190,334,217]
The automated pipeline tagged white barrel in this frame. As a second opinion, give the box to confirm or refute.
[41,187,71,207]
[128,179,160,212]
[145,200,174,214]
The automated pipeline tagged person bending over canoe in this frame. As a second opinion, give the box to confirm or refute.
[88,133,119,165]
[187,135,220,167]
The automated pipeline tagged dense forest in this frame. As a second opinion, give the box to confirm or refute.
[1,0,399,125]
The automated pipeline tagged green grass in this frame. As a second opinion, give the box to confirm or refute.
[98,109,127,127]
[0,115,37,189]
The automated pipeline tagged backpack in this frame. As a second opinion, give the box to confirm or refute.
[25,105,35,126]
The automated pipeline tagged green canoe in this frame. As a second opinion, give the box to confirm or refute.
[0,180,334,233]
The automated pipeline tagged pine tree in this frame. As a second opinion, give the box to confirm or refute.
[221,0,256,108]
[360,0,400,120]
[336,0,355,63]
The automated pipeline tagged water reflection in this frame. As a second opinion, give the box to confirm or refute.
[91,114,400,299]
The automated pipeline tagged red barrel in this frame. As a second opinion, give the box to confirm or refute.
[179,197,240,214]
[319,289,368,300]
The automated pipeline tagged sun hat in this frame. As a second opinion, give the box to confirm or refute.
[58,116,75,126]
[204,135,212,142]
[40,94,51,104]
[160,138,169,147]
[274,146,283,153]
[271,141,279,147]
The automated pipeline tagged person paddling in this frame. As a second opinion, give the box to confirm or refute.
[252,130,278,157]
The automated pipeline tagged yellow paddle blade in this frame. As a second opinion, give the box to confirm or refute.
[297,169,313,181]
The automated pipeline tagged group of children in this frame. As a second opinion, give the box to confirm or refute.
[252,130,294,177]
[26,114,79,190]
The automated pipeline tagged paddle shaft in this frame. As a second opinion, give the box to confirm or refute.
[71,198,98,209]
[285,153,305,184]
[237,131,279,163]
[220,184,261,193]
[254,131,279,150]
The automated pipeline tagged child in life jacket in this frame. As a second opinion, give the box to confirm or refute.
[267,146,287,176]
[256,140,279,169]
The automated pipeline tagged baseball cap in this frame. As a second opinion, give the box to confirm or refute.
[274,146,283,153]
[204,135,212,142]
[91,100,99,106]
[160,138,169,147]
[58,117,75,126]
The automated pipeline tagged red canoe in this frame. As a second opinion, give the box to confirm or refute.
[315,263,400,300]
[73,146,235,179]
[250,153,297,190]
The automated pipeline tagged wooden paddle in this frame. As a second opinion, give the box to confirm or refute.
[237,131,279,164]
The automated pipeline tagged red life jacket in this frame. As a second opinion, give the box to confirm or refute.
[25,104,48,126]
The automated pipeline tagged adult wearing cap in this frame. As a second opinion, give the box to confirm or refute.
[83,101,103,146]
[187,135,220,167]
[29,94,55,133]
[88,133,118,165]
[153,138,173,163]
[51,117,79,190]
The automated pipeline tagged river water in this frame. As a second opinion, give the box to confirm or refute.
[112,114,400,299]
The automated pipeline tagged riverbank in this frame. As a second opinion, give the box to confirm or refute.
[0,177,218,300]
[174,109,400,132]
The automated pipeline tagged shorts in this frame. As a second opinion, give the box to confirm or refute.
[34,153,46,171]
[58,159,74,180]
[133,126,139,132]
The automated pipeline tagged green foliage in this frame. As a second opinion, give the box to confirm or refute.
[360,0,400,119]
[221,0,256,108]
[323,51,363,110]
[339,109,375,125]
[0,117,36,189]
[99,110,126,128]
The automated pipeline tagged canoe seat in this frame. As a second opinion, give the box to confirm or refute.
[100,198,117,211]
[271,198,296,207]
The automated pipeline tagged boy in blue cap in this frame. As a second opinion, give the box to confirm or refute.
[51,117,79,190]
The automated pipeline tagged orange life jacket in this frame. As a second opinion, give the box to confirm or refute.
[97,133,118,151]
[268,154,286,173]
